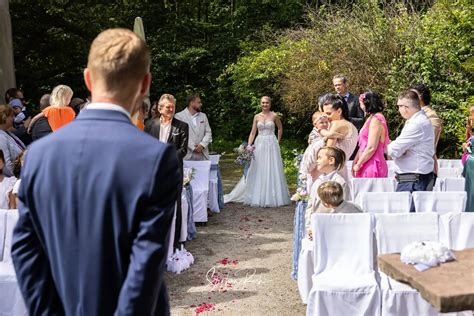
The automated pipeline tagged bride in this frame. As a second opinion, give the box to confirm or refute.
[225,96,290,207]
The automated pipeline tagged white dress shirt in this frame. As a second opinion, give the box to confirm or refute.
[387,110,435,174]
[159,122,171,142]
[85,102,132,121]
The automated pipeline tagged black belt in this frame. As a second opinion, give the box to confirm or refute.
[395,172,434,183]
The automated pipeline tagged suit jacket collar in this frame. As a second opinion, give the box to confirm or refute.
[148,117,181,143]
[77,108,133,125]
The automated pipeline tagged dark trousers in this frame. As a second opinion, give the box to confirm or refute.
[396,172,434,212]
[173,164,183,249]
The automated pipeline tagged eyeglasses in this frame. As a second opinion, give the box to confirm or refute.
[397,104,409,109]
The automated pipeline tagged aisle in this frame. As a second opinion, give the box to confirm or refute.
[166,202,305,315]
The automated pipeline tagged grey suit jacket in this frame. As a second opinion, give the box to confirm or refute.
[175,108,212,160]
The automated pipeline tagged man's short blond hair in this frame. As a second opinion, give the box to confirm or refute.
[87,28,150,93]
[317,181,344,207]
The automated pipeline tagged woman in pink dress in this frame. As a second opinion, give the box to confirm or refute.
[352,91,389,178]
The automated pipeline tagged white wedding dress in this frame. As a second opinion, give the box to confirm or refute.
[224,121,290,207]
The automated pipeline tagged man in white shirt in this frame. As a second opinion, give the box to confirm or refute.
[175,94,212,160]
[388,90,435,211]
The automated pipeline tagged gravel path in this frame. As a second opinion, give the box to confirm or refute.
[166,155,305,315]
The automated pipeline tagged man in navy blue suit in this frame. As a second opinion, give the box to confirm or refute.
[11,28,180,315]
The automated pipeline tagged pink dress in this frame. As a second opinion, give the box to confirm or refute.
[356,113,389,178]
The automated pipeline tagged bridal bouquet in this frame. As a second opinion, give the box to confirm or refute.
[400,241,455,270]
[183,168,195,186]
[233,142,255,167]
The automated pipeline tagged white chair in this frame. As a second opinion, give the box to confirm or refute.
[183,160,211,222]
[413,191,467,214]
[433,177,443,192]
[180,191,188,242]
[438,159,462,169]
[0,210,28,315]
[374,213,440,316]
[208,154,221,213]
[306,213,380,315]
[297,237,313,304]
[439,213,474,250]
[437,167,462,178]
[0,209,7,261]
[356,192,411,213]
[351,178,397,201]
[443,177,466,192]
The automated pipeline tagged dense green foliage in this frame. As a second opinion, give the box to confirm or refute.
[225,0,473,157]
[9,0,472,159]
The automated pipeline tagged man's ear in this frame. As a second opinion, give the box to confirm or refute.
[139,73,151,95]
[84,68,92,92]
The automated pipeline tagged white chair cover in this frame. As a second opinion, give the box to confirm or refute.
[297,237,313,304]
[0,209,7,261]
[443,178,466,192]
[306,213,380,316]
[208,154,220,213]
[439,213,474,250]
[180,191,188,242]
[437,167,462,178]
[0,210,28,315]
[183,160,211,222]
[373,213,465,316]
[438,159,462,169]
[413,191,467,214]
[351,178,397,201]
[433,177,443,192]
[356,192,411,213]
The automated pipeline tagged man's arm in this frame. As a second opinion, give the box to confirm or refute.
[115,145,180,315]
[11,202,64,315]
[387,122,422,158]
[178,121,189,161]
[199,114,212,149]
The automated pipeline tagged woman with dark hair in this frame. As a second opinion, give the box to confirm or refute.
[322,94,358,180]
[352,91,389,177]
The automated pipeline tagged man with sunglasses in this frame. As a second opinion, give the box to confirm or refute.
[387,89,435,211]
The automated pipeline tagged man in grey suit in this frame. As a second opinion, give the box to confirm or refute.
[333,74,364,131]
[175,94,212,160]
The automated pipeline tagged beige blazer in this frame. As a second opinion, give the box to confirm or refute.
[175,108,212,160]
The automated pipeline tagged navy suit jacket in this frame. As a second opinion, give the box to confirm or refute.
[11,109,180,316]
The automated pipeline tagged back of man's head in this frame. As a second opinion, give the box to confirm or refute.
[39,94,50,110]
[409,83,431,106]
[87,28,150,96]
[398,90,421,110]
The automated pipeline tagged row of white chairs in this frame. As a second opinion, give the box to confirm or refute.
[351,177,466,199]
[303,212,474,315]
[346,159,463,170]
[183,155,221,223]
[356,191,468,214]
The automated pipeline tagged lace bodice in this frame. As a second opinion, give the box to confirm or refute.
[257,120,275,136]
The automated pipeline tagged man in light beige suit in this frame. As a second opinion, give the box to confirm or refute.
[175,94,212,160]
[410,84,443,175]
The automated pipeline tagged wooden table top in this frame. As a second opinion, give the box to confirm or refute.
[378,248,474,312]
